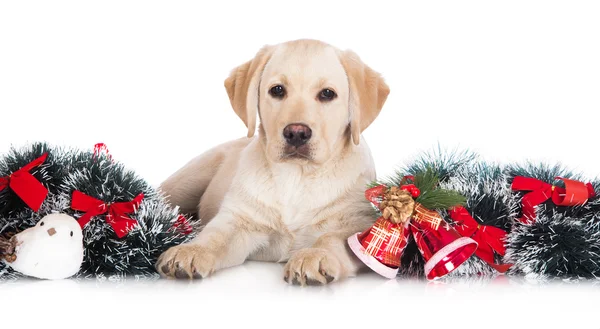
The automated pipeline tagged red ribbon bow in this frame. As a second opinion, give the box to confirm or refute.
[449,206,512,273]
[0,153,49,212]
[71,190,144,238]
[512,176,596,223]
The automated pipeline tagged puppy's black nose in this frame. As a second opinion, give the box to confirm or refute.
[283,124,312,147]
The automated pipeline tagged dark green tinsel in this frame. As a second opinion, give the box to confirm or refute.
[401,145,477,183]
[443,161,517,231]
[505,206,600,279]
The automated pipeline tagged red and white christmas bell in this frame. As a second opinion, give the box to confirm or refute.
[348,217,410,279]
[410,203,478,280]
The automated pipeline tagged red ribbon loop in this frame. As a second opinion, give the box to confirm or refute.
[512,176,595,223]
[553,177,596,206]
[402,175,415,182]
[450,206,511,273]
[0,153,49,212]
[365,185,387,208]
[71,190,143,238]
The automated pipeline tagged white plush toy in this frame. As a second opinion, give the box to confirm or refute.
[2,213,84,280]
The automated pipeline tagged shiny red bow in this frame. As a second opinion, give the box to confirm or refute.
[449,206,512,273]
[71,190,144,238]
[0,153,49,212]
[512,176,596,223]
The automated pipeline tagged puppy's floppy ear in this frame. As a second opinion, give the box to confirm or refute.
[339,50,390,145]
[224,45,274,138]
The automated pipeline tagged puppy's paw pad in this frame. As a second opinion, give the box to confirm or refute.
[283,248,342,286]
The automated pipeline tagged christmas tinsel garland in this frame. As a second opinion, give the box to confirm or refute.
[0,142,198,281]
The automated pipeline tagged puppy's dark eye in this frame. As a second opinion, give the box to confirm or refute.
[70,231,73,237]
[269,85,286,99]
[40,222,45,226]
[269,85,285,99]
[318,88,337,102]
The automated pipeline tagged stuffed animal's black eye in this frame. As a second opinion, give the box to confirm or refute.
[318,88,337,102]
[40,222,45,226]
[269,85,286,99]
[70,231,73,237]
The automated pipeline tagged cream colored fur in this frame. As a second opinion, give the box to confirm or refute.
[157,39,390,285]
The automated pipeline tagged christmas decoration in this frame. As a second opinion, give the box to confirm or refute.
[0,142,197,281]
[373,151,518,279]
[357,147,600,281]
[348,169,478,280]
[505,162,600,279]
[2,213,84,280]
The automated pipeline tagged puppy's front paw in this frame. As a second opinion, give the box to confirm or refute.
[283,248,343,286]
[156,244,216,280]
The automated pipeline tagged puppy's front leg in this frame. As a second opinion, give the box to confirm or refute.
[157,213,268,279]
[283,231,366,286]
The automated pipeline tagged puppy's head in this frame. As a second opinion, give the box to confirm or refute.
[224,39,389,165]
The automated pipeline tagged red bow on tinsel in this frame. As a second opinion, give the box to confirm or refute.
[71,190,144,238]
[0,153,49,212]
[511,176,596,223]
[449,206,512,273]
[93,143,113,162]
[172,214,193,235]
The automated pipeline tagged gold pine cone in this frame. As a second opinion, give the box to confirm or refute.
[380,186,415,224]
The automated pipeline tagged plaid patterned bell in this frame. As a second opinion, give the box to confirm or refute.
[348,217,410,279]
[411,204,478,280]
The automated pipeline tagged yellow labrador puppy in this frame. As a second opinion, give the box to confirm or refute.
[157,39,389,285]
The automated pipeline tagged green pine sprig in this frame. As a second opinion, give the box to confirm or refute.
[411,168,466,209]
[368,167,465,210]
[416,188,466,209]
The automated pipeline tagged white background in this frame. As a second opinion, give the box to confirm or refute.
[1,1,600,328]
